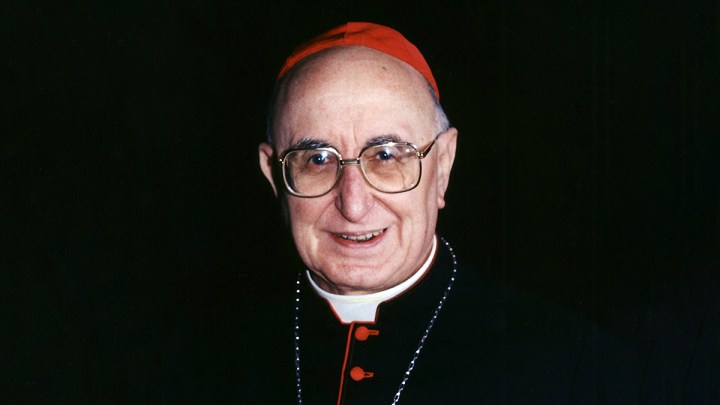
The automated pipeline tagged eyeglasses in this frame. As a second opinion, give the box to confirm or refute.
[277,136,439,198]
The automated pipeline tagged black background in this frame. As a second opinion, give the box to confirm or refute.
[4,0,719,401]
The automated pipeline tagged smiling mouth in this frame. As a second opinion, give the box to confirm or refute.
[337,229,386,242]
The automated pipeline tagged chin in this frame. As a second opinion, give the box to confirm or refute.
[326,265,396,293]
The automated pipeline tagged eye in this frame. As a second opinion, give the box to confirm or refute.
[375,148,396,161]
[309,153,327,165]
[306,150,336,167]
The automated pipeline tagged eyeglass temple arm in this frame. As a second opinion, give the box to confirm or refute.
[418,139,437,159]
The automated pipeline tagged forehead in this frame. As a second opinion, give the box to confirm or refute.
[273,47,436,149]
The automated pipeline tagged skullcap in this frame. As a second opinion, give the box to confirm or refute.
[277,22,439,99]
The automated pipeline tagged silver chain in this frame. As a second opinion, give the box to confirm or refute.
[294,276,303,404]
[294,237,458,405]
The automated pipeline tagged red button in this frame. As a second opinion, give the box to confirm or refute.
[350,366,374,381]
[354,326,379,341]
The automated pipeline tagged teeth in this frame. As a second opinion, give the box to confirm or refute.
[339,230,383,241]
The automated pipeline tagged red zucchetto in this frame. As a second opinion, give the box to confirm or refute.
[276,22,439,99]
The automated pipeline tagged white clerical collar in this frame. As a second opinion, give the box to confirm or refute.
[306,235,438,324]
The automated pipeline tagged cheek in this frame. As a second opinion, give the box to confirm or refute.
[286,199,325,240]
[410,169,441,232]
[419,166,440,210]
[392,186,436,230]
[287,202,311,230]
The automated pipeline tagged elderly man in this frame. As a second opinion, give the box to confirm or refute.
[249,22,641,404]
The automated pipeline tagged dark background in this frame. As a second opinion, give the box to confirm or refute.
[4,0,718,401]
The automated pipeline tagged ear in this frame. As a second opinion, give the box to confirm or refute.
[258,142,279,197]
[435,127,458,209]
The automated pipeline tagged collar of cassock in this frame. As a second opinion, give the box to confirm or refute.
[306,235,438,324]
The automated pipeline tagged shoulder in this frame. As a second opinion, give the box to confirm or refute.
[630,273,720,403]
[429,256,644,403]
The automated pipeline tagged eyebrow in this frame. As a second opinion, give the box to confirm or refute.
[365,134,403,146]
[286,134,404,151]
[287,137,333,150]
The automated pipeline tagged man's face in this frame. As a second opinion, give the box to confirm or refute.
[259,48,457,295]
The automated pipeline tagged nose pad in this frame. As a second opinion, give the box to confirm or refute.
[335,164,374,222]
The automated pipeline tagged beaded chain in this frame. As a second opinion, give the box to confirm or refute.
[293,237,458,405]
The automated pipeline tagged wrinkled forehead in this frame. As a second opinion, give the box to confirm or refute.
[272,47,437,148]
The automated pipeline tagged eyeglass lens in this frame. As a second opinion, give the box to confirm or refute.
[283,144,421,196]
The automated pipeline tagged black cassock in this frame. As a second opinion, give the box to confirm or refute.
[240,238,644,404]
[154,237,719,404]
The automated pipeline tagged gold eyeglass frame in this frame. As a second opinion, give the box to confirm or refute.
[276,134,441,198]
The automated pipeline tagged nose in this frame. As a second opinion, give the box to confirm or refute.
[335,164,374,222]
